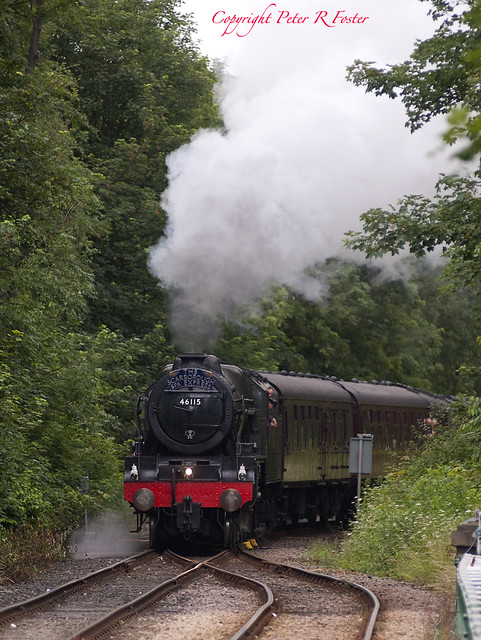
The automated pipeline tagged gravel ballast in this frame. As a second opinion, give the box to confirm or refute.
[0,531,454,639]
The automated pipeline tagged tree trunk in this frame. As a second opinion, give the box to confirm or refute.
[26,1,45,74]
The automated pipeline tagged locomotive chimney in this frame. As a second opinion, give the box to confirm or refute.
[173,353,222,374]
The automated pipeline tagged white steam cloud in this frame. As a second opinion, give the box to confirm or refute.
[69,511,145,558]
[149,0,460,349]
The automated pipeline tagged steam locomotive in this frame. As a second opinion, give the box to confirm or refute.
[124,353,450,547]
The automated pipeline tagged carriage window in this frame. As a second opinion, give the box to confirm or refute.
[405,423,412,441]
[313,420,320,447]
[362,410,368,428]
[376,423,383,448]
[385,411,390,448]
[306,421,313,448]
[301,405,305,421]
[293,405,298,420]
[321,413,328,443]
[331,410,337,443]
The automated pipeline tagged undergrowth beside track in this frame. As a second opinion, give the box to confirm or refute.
[0,525,68,584]
[306,399,481,590]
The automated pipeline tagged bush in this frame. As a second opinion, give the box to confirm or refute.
[0,525,67,584]
[339,465,481,584]
[307,400,481,587]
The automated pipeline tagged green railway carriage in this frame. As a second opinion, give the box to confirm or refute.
[260,371,450,526]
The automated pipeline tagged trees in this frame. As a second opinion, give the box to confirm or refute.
[0,0,219,540]
[349,0,481,163]
[0,62,122,527]
[285,261,480,393]
[4,0,481,560]
[214,261,480,394]
[345,1,481,294]
[48,0,220,337]
[347,0,481,136]
[335,1,481,584]
[0,26,133,516]
[345,175,481,290]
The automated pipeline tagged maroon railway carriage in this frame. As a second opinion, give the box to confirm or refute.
[124,354,450,547]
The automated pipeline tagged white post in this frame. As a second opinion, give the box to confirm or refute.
[357,434,363,511]
[477,509,481,555]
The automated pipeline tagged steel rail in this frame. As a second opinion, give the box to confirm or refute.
[238,546,380,640]
[70,561,204,639]
[0,549,156,628]
[70,548,276,640]
[202,558,276,640]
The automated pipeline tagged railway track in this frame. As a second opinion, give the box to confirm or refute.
[0,545,379,639]
[236,544,379,639]
[0,550,167,639]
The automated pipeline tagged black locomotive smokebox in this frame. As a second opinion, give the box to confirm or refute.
[147,363,235,454]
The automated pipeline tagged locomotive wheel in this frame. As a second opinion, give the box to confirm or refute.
[306,504,318,526]
[223,513,240,548]
[149,512,168,550]
[224,515,233,548]
[149,516,156,548]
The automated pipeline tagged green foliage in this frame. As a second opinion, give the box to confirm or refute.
[0,70,99,301]
[0,0,218,540]
[345,0,481,304]
[308,399,481,586]
[47,0,221,336]
[344,0,481,399]
[0,525,66,584]
[339,464,481,582]
[0,327,127,529]
[345,175,481,292]
[3,0,481,573]
[212,261,481,395]
[347,1,478,134]
[0,17,126,532]
[216,287,304,371]
[442,1,481,159]
[310,261,446,388]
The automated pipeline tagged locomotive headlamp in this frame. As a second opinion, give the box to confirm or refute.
[184,465,194,479]
[219,488,242,513]
[132,488,155,512]
[238,464,247,481]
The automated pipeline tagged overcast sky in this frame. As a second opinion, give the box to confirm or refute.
[149,0,463,348]
[182,0,438,62]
